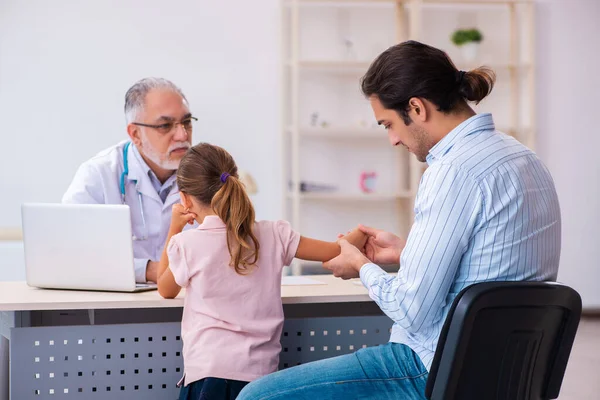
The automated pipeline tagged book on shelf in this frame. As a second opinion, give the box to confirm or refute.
[288,181,338,193]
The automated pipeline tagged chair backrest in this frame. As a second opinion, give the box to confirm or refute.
[425,281,581,400]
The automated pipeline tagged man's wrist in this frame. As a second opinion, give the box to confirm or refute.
[354,256,371,273]
[359,262,386,288]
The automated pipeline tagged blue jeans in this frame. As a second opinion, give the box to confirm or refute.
[237,343,428,400]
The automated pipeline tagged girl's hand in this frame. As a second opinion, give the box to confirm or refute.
[323,239,370,280]
[343,228,368,252]
[358,224,405,265]
[169,204,197,233]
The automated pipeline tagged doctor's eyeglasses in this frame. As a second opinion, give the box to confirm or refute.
[132,116,198,135]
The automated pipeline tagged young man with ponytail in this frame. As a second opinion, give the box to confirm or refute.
[238,41,561,399]
[155,143,368,399]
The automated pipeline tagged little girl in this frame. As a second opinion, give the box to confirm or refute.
[156,143,367,400]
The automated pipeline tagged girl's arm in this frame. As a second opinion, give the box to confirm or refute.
[157,228,183,299]
[295,229,368,262]
[157,204,195,299]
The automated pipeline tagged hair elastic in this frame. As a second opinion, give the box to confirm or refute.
[220,172,230,183]
[457,70,466,85]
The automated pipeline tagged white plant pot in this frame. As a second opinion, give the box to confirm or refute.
[461,42,480,64]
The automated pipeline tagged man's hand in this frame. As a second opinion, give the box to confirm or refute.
[169,204,197,234]
[146,261,159,283]
[323,239,371,280]
[359,224,405,265]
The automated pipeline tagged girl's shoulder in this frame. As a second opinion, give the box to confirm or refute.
[169,227,210,247]
[253,220,299,247]
[253,219,295,234]
[173,228,200,239]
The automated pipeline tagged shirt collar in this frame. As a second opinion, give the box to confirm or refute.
[150,171,177,192]
[198,215,226,230]
[426,113,495,165]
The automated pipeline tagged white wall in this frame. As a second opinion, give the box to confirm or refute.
[0,0,282,228]
[535,0,600,308]
[0,243,25,281]
[2,0,600,308]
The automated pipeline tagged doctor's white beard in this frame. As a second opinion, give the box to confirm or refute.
[139,133,190,171]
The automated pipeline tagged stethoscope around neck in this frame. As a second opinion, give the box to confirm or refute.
[119,141,148,241]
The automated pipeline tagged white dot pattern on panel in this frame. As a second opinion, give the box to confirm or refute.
[13,322,184,399]
[279,316,393,370]
[14,316,393,397]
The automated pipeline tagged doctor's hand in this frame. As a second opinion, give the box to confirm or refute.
[358,224,405,265]
[323,239,370,280]
[169,204,197,234]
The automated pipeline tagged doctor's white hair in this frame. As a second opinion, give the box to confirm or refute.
[124,77,188,124]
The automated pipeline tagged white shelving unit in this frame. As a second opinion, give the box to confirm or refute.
[282,0,535,275]
[288,191,413,201]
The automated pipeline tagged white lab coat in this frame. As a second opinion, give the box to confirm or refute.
[62,140,180,283]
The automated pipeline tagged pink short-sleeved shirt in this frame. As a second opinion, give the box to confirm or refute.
[168,216,300,385]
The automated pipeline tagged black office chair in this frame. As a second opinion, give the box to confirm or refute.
[425,281,582,400]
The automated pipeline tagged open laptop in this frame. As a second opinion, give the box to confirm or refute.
[21,203,157,292]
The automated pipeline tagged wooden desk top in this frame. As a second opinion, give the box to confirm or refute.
[0,275,371,311]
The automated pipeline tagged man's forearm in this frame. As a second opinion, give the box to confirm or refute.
[134,258,152,283]
[145,261,159,283]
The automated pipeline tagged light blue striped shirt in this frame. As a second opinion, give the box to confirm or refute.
[359,113,561,370]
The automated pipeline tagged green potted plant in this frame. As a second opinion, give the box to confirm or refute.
[451,28,483,63]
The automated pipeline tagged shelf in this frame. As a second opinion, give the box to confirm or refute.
[414,0,533,9]
[287,60,532,74]
[285,0,532,9]
[0,228,22,241]
[457,63,532,71]
[286,60,373,74]
[421,0,532,4]
[292,0,531,2]
[494,126,533,137]
[288,126,385,139]
[287,192,413,201]
[286,0,395,8]
[288,126,532,139]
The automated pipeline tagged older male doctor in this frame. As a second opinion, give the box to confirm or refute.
[62,78,196,283]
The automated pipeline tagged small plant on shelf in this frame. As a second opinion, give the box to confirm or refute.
[451,28,483,46]
[451,28,483,63]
